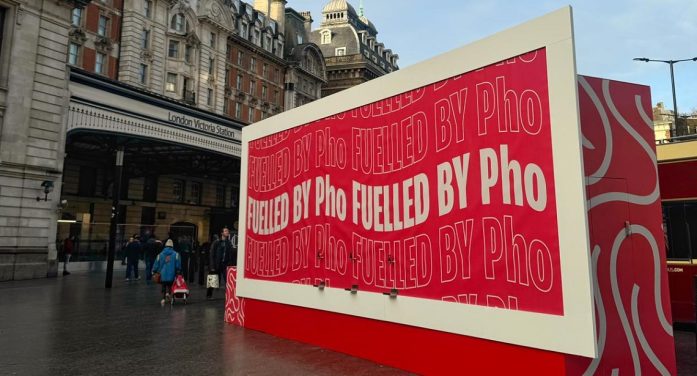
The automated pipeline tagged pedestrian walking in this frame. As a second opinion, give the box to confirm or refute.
[62,235,75,276]
[124,235,142,281]
[206,227,236,299]
[152,239,182,306]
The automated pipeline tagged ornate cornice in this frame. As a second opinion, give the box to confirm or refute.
[57,0,92,10]
[94,36,114,53]
[69,27,87,45]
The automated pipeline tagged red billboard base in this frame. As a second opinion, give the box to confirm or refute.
[227,76,677,375]
[225,266,567,374]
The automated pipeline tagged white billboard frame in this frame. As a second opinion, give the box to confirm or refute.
[236,6,596,358]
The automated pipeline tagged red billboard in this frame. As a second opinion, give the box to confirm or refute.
[245,48,564,315]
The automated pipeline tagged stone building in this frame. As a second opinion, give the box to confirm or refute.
[309,0,398,97]
[54,0,327,274]
[0,0,330,280]
[0,0,90,280]
[653,102,697,142]
[283,7,326,108]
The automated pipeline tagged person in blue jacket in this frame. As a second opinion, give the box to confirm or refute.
[152,239,182,305]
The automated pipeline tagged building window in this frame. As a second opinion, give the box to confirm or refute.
[296,34,303,44]
[207,88,213,106]
[321,30,331,44]
[173,179,185,202]
[144,0,152,18]
[253,29,260,45]
[208,58,214,75]
[226,43,231,58]
[216,185,226,207]
[248,108,254,123]
[237,51,243,66]
[223,99,229,114]
[142,29,150,49]
[183,77,193,98]
[235,102,242,119]
[95,53,106,74]
[236,74,243,91]
[250,57,256,73]
[210,32,216,48]
[275,68,280,83]
[261,85,267,100]
[262,63,268,78]
[98,16,109,37]
[335,47,346,56]
[273,89,279,105]
[168,40,179,58]
[68,43,79,65]
[240,22,248,39]
[166,73,177,92]
[264,36,272,51]
[71,8,82,27]
[224,68,230,85]
[171,13,186,32]
[249,79,255,95]
[139,64,148,84]
[184,44,193,63]
[189,182,201,204]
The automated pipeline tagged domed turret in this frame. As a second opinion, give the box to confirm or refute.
[322,0,357,15]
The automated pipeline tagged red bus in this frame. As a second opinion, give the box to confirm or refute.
[658,138,697,324]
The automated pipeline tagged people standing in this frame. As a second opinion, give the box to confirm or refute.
[178,235,191,281]
[144,237,162,285]
[62,235,75,276]
[206,227,236,299]
[152,239,182,305]
[124,234,142,281]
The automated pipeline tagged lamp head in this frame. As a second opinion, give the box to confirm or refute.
[633,57,650,62]
[41,180,54,194]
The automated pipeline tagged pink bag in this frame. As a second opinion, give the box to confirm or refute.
[172,274,189,295]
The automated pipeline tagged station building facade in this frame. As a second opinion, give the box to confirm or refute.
[0,0,399,280]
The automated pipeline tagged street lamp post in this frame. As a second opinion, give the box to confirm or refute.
[633,57,697,139]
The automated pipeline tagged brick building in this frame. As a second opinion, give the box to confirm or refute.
[68,0,122,78]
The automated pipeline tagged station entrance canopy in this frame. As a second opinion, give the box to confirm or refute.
[67,69,242,158]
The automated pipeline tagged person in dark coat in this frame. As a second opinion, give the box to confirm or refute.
[124,235,142,281]
[144,237,162,285]
[206,227,235,299]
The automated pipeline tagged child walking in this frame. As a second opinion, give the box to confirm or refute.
[152,239,182,305]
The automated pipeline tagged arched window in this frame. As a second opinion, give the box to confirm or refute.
[170,13,187,32]
[320,30,331,45]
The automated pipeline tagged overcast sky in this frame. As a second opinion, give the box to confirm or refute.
[290,0,697,114]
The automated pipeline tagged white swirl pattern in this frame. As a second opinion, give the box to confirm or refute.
[579,76,613,186]
[581,78,673,375]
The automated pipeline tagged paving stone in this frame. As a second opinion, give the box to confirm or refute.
[0,272,409,375]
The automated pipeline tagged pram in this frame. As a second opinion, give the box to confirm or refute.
[171,274,190,304]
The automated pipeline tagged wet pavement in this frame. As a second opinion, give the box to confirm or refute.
[0,272,406,376]
[0,271,695,375]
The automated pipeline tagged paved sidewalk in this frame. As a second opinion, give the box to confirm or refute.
[0,272,405,376]
[0,271,695,375]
